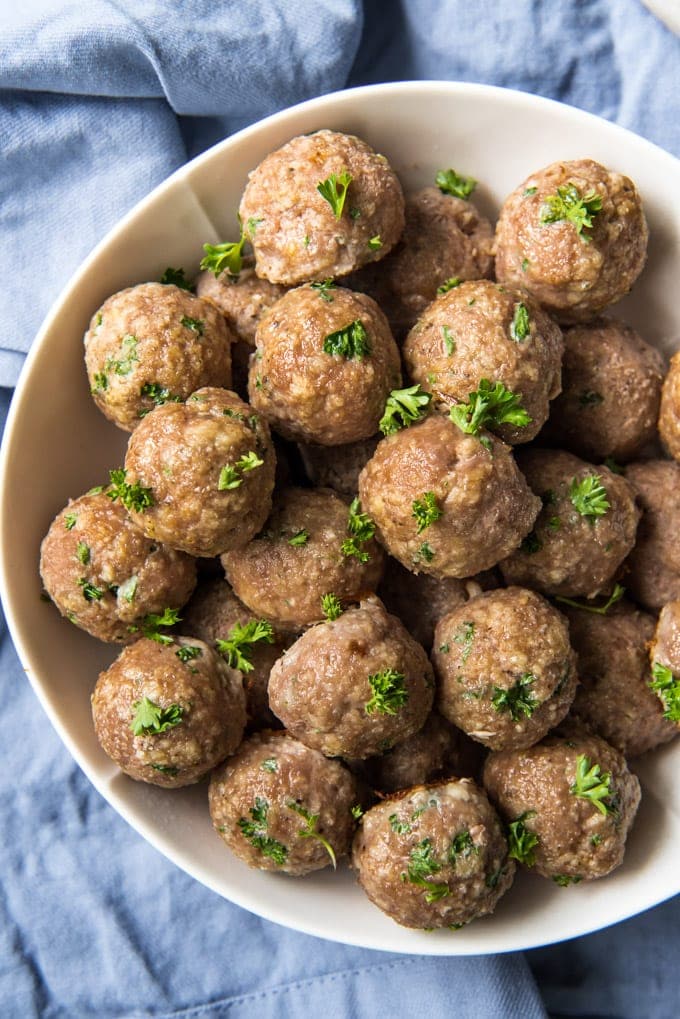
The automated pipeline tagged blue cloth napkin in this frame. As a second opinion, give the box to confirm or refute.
[1,2,679,1017]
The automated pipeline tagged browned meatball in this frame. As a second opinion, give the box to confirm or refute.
[432,588,577,751]
[249,285,401,445]
[624,460,680,610]
[179,577,290,730]
[483,733,641,882]
[195,260,288,345]
[648,601,680,727]
[348,187,494,338]
[403,280,563,443]
[239,129,405,284]
[297,436,379,500]
[500,450,640,598]
[658,351,680,461]
[268,597,434,759]
[564,601,676,756]
[221,486,384,631]
[542,319,664,461]
[123,387,276,557]
[358,415,541,579]
[209,731,359,875]
[39,490,196,643]
[354,712,485,794]
[378,556,498,651]
[494,159,648,322]
[352,779,514,929]
[91,636,246,787]
[84,283,233,431]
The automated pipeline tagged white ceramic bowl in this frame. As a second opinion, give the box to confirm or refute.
[2,82,680,956]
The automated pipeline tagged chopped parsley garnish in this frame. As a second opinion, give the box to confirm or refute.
[261,757,278,773]
[160,266,194,291]
[118,575,138,603]
[553,874,582,887]
[453,621,475,663]
[238,798,288,865]
[510,302,530,342]
[540,183,603,240]
[200,229,247,279]
[287,801,336,868]
[139,382,183,408]
[367,235,382,251]
[569,474,610,519]
[449,830,476,863]
[317,170,353,219]
[321,593,343,621]
[64,513,77,530]
[107,468,154,513]
[523,186,538,196]
[322,319,371,360]
[437,277,461,295]
[351,804,364,820]
[341,497,376,562]
[106,334,138,376]
[288,529,309,547]
[418,541,435,563]
[175,645,202,663]
[569,754,615,815]
[555,583,625,615]
[128,607,181,644]
[92,372,108,393]
[649,662,680,722]
[77,578,103,602]
[151,763,179,776]
[215,619,275,673]
[403,838,450,903]
[389,814,413,835]
[442,325,455,355]
[218,451,264,491]
[181,316,205,335]
[379,384,432,436]
[507,812,539,866]
[449,378,531,436]
[310,279,336,302]
[76,542,90,565]
[578,390,604,407]
[365,668,408,715]
[130,696,183,736]
[491,673,537,721]
[349,207,361,220]
[411,491,442,534]
[435,168,477,199]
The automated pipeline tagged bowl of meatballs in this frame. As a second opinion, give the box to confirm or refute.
[2,80,680,955]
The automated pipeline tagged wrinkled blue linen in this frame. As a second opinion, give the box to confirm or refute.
[1,2,679,1017]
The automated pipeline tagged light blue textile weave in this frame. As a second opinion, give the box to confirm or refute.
[1,2,679,1017]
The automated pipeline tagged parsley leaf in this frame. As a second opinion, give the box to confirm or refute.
[261,757,278,773]
[403,838,450,903]
[453,621,475,663]
[341,497,376,562]
[437,277,462,295]
[130,696,183,736]
[215,619,275,673]
[365,668,408,715]
[555,583,625,615]
[200,221,249,278]
[181,316,204,335]
[491,673,537,721]
[175,645,202,663]
[64,512,77,530]
[507,812,539,866]
[379,384,432,436]
[510,302,530,342]
[569,474,610,519]
[418,541,435,563]
[288,529,309,547]
[317,170,353,219]
[218,451,264,491]
[76,541,90,566]
[78,578,103,602]
[287,801,337,868]
[649,662,680,722]
[569,754,615,815]
[322,319,371,359]
[442,325,455,355]
[449,378,531,436]
[106,334,138,376]
[449,830,476,863]
[540,183,603,241]
[107,468,154,513]
[160,267,195,291]
[367,235,382,251]
[411,491,442,534]
[128,607,181,644]
[553,874,582,887]
[139,382,183,408]
[238,798,288,865]
[321,593,343,621]
[435,168,477,199]
[310,279,336,302]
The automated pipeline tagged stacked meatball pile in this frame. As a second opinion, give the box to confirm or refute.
[39,129,680,933]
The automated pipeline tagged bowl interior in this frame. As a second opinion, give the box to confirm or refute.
[2,81,680,955]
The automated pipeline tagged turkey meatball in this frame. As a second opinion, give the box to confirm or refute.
[84,282,233,431]
[123,387,276,557]
[297,436,379,501]
[249,284,401,445]
[494,159,648,322]
[209,731,358,875]
[433,587,577,750]
[239,129,405,284]
[624,460,680,610]
[40,489,196,643]
[221,486,384,631]
[352,779,514,929]
[91,636,246,787]
[483,733,641,882]
[268,597,434,759]
[358,414,541,578]
[403,280,563,443]
[500,449,640,598]
[195,260,288,345]
[658,351,680,462]
[648,601,680,727]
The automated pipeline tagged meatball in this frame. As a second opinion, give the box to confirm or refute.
[358,414,541,579]
[624,460,680,610]
[209,731,358,875]
[432,588,577,751]
[348,186,494,338]
[564,601,676,756]
[221,486,384,631]
[658,351,680,461]
[249,284,401,445]
[403,280,563,443]
[378,556,498,651]
[268,597,434,759]
[39,489,196,643]
[649,601,680,727]
[297,436,379,501]
[123,387,276,557]
[352,779,514,929]
[195,260,288,345]
[239,129,405,284]
[354,712,485,795]
[91,636,246,787]
[483,733,641,882]
[494,159,648,322]
[542,318,664,461]
[179,577,290,730]
[500,449,640,598]
[84,282,233,431]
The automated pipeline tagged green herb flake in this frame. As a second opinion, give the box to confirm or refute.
[449,830,476,864]
[106,334,139,376]
[389,814,413,835]
[215,619,275,673]
[77,578,103,602]
[126,607,181,644]
[453,621,475,663]
[287,801,336,868]
[367,235,382,251]
[569,474,610,519]
[175,645,202,663]
[92,372,108,393]
[449,378,532,436]
[310,279,336,302]
[507,812,539,866]
[510,302,530,342]
[107,468,154,513]
[411,491,442,534]
[130,696,183,736]
[341,497,376,562]
[555,583,625,616]
[649,661,680,722]
[553,874,582,887]
[540,183,603,240]
[200,226,247,278]
[365,668,408,715]
[437,277,462,295]
[238,798,288,865]
[570,754,616,815]
[403,838,450,904]
[317,170,353,219]
[418,541,435,563]
[288,529,310,547]
[521,258,530,272]
[160,266,194,291]
[76,542,91,566]
[349,207,361,220]
[322,319,371,360]
[435,168,477,199]
[491,672,537,721]
[321,593,343,621]
[261,757,278,773]
[591,834,602,847]
[151,763,180,776]
[181,315,205,335]
[351,804,364,820]
[139,382,183,408]
[218,451,264,491]
[442,325,456,355]
[64,512,78,530]
[379,384,432,436]
[523,186,538,196]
